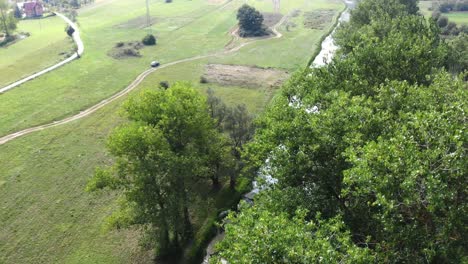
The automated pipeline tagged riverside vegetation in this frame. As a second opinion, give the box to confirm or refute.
[213,0,467,263]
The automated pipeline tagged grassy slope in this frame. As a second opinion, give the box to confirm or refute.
[0,0,344,263]
[0,16,74,87]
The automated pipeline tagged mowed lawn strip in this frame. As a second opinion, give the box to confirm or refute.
[0,16,74,87]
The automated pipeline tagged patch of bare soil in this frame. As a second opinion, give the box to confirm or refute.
[202,64,289,88]
[114,15,157,29]
[262,12,283,27]
[108,41,144,59]
[304,10,337,30]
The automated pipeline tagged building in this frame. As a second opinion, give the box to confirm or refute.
[18,1,44,18]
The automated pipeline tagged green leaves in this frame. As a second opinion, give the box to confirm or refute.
[214,197,374,263]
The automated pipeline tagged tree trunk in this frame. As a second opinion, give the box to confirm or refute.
[0,7,9,37]
[183,205,193,240]
[230,173,236,189]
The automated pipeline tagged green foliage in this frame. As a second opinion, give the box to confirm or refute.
[0,1,18,37]
[236,4,267,37]
[88,83,230,257]
[334,14,446,88]
[222,0,467,262]
[446,33,468,72]
[142,34,156,45]
[213,200,374,263]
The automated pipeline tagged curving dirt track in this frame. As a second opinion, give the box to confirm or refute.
[0,12,84,94]
[0,12,288,145]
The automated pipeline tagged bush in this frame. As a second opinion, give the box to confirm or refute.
[437,16,449,28]
[439,3,454,13]
[115,42,124,48]
[200,76,208,83]
[123,48,140,56]
[142,34,156,46]
[159,81,170,89]
[65,25,75,37]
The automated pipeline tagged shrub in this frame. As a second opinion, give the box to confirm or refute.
[65,25,75,37]
[142,34,156,45]
[159,81,170,89]
[115,42,124,48]
[124,48,140,56]
[437,16,449,28]
[200,76,208,83]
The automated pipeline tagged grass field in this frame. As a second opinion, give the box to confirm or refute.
[419,1,433,18]
[446,12,468,25]
[0,16,74,87]
[419,1,468,25]
[0,0,344,263]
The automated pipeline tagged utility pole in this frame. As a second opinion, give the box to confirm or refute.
[146,0,152,34]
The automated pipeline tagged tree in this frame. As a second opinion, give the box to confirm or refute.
[224,104,253,188]
[206,88,227,130]
[236,4,267,37]
[88,83,227,256]
[142,34,156,45]
[213,197,375,263]
[446,33,468,73]
[0,0,18,37]
[227,0,466,260]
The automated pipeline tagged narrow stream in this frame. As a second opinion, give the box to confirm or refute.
[312,0,356,67]
[202,1,356,262]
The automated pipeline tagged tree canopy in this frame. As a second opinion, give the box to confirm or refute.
[236,4,267,37]
[214,0,468,262]
[88,83,230,257]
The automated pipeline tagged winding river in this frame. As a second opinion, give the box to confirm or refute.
[202,0,357,262]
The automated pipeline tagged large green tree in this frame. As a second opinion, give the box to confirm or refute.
[88,83,228,256]
[236,4,267,37]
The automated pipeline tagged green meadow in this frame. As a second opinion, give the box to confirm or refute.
[0,0,344,262]
[0,16,74,87]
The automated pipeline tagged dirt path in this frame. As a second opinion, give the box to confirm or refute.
[0,12,84,94]
[0,12,287,145]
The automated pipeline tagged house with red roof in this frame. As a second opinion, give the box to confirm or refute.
[20,1,44,18]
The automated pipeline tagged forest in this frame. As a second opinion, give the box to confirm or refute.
[213,0,467,263]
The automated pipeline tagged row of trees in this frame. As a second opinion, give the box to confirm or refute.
[214,0,467,262]
[87,83,253,258]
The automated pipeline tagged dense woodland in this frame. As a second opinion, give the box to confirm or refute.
[85,0,467,263]
[214,0,467,263]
